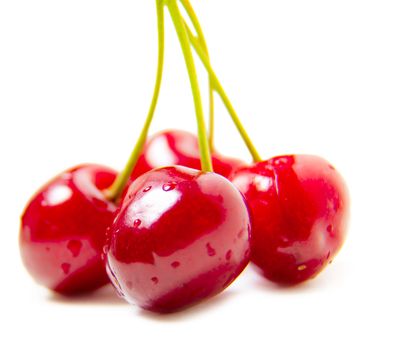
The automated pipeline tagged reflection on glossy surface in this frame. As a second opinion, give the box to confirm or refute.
[130,130,245,180]
[106,166,251,313]
[231,155,349,284]
[19,164,117,294]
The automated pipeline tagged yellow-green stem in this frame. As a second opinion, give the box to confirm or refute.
[166,0,212,172]
[105,0,166,202]
[179,0,215,150]
[185,25,262,163]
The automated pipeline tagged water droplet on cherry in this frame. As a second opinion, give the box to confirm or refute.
[327,224,334,235]
[133,219,141,228]
[151,277,159,285]
[143,186,152,192]
[61,263,71,274]
[206,243,216,257]
[171,261,180,269]
[225,250,232,261]
[162,182,176,191]
[67,240,82,257]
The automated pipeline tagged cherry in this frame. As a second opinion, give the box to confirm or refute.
[130,129,244,180]
[230,155,349,284]
[20,164,118,294]
[105,166,251,313]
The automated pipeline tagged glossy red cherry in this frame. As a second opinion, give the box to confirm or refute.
[20,164,118,294]
[230,155,349,284]
[130,129,244,180]
[106,166,251,313]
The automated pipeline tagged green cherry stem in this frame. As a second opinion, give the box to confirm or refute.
[105,0,166,202]
[179,0,215,150]
[184,23,262,163]
[166,0,213,172]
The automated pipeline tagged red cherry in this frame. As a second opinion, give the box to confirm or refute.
[19,164,118,294]
[130,129,244,180]
[106,166,251,313]
[230,155,349,284]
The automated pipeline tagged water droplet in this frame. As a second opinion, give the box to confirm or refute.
[126,281,133,290]
[61,263,71,274]
[143,186,152,192]
[162,182,176,191]
[225,250,232,261]
[327,225,334,235]
[133,219,141,228]
[297,264,307,271]
[67,240,82,257]
[151,277,159,285]
[206,243,216,257]
[171,261,180,269]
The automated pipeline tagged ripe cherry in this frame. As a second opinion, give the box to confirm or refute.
[105,166,251,313]
[19,164,117,294]
[231,155,349,284]
[130,129,244,180]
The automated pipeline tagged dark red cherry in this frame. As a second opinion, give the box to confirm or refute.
[106,166,251,313]
[19,164,118,294]
[130,129,244,180]
[230,155,349,284]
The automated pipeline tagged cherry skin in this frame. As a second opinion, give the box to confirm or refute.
[230,155,349,284]
[105,166,251,313]
[130,129,244,180]
[20,164,118,295]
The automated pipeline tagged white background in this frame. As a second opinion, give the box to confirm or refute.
[1,0,413,349]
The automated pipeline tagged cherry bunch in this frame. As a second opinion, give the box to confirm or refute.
[19,0,349,313]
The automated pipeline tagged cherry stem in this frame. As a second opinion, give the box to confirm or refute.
[105,0,166,202]
[166,0,213,172]
[184,23,262,163]
[179,0,215,150]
